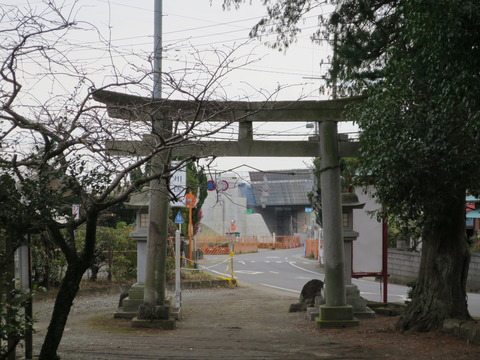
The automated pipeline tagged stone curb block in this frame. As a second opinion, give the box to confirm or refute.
[443,319,480,344]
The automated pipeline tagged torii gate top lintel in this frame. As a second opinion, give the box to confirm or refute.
[92,89,364,123]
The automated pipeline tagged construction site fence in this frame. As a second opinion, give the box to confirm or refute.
[305,238,319,259]
[196,236,259,255]
[304,238,325,261]
[257,235,302,249]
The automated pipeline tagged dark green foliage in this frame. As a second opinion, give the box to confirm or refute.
[0,247,35,360]
[229,0,480,331]
[349,0,480,227]
[406,280,417,300]
[75,222,136,282]
[0,286,35,360]
[337,0,479,331]
[31,236,67,288]
[98,202,135,228]
[223,0,314,50]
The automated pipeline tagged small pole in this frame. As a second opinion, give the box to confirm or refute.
[25,236,33,360]
[175,230,181,308]
[6,237,16,360]
[229,252,235,280]
[188,205,193,265]
[185,192,196,267]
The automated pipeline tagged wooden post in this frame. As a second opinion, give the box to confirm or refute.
[185,192,197,265]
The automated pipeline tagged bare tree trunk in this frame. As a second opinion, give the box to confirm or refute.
[397,192,471,331]
[39,214,98,360]
[38,261,88,360]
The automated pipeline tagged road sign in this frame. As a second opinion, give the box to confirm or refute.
[207,180,216,191]
[218,180,229,191]
[206,179,229,191]
[170,161,187,207]
[185,192,197,208]
[174,211,184,224]
[72,204,80,220]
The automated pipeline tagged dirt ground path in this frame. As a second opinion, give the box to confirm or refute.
[24,285,480,360]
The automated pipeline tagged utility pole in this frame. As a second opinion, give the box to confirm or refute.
[136,0,174,328]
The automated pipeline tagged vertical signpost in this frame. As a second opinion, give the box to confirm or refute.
[185,192,197,265]
[174,213,184,310]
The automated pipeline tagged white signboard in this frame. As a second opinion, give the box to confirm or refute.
[170,161,187,207]
[72,204,80,220]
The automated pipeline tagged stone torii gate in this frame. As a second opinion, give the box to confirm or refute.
[93,89,362,328]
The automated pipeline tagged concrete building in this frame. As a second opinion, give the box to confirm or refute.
[249,169,316,238]
[199,170,318,242]
[199,173,271,240]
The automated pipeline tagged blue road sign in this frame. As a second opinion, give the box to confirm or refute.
[174,211,184,224]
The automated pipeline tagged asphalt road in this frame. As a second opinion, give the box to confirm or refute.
[199,247,480,317]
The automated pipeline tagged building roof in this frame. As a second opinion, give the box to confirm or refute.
[466,209,480,219]
[466,195,480,203]
[249,169,314,207]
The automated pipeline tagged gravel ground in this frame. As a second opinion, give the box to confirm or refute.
[18,285,480,360]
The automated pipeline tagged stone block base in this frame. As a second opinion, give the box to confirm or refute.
[307,307,319,320]
[354,308,376,319]
[113,310,138,319]
[171,307,182,320]
[131,317,176,330]
[137,304,170,320]
[315,305,359,329]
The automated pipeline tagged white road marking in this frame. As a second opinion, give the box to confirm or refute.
[235,270,263,275]
[260,283,300,294]
[269,271,280,274]
[288,261,323,275]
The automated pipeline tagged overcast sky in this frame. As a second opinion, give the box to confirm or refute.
[6,0,357,174]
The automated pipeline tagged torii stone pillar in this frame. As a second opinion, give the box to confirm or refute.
[315,120,359,328]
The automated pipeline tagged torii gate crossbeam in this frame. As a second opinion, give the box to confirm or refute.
[92,89,361,158]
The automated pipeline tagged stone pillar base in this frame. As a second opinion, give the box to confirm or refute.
[114,283,145,319]
[131,298,176,329]
[131,317,176,330]
[315,305,359,329]
[346,284,376,319]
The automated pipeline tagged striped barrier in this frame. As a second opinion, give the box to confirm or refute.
[201,247,230,255]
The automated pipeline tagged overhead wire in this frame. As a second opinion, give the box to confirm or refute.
[7,1,333,83]
[5,1,346,153]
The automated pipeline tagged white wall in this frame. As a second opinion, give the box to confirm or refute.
[352,186,384,274]
[201,174,251,237]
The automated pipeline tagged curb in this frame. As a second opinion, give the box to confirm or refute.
[443,318,480,344]
[368,301,480,345]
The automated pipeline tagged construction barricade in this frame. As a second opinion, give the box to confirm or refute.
[196,235,258,254]
[304,238,319,259]
[257,235,302,249]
